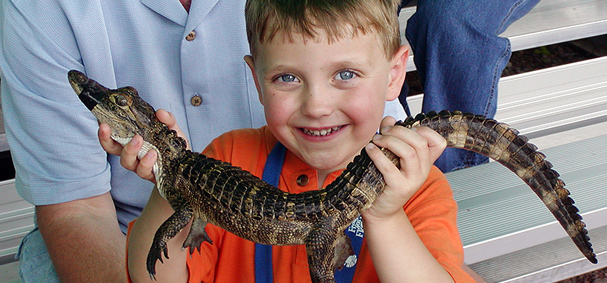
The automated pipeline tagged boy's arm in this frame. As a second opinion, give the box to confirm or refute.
[100,110,192,281]
[127,189,190,282]
[363,117,458,282]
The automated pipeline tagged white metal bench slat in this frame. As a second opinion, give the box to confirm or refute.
[496,57,607,137]
[469,225,607,282]
[503,0,607,51]
[448,135,607,264]
[406,56,607,141]
[0,180,33,260]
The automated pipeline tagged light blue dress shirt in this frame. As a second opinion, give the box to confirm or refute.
[0,0,405,231]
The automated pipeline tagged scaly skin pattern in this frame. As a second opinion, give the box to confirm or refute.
[68,70,596,282]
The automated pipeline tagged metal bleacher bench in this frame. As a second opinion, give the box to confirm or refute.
[0,0,606,281]
[402,0,607,281]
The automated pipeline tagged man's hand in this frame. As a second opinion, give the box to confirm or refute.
[98,109,187,182]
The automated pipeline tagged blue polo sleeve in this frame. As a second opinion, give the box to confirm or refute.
[0,0,112,205]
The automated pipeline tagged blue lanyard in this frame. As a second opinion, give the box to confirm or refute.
[256,142,364,283]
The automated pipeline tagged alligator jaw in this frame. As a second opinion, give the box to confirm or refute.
[68,70,106,111]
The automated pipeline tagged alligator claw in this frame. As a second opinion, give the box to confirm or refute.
[146,239,168,280]
[145,207,193,279]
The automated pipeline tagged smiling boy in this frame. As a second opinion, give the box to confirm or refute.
[111,0,474,282]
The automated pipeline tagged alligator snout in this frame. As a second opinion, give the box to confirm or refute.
[68,70,106,111]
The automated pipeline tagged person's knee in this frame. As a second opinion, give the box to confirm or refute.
[408,0,526,37]
[409,0,464,28]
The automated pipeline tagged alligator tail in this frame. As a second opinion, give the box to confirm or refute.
[400,110,597,264]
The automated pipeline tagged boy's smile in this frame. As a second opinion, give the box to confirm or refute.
[246,29,407,184]
[301,125,344,138]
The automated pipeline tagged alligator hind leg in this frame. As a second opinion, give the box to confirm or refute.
[333,232,354,271]
[147,207,193,280]
[305,227,353,283]
[182,213,213,254]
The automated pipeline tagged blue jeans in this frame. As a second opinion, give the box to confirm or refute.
[399,0,540,172]
[16,227,60,283]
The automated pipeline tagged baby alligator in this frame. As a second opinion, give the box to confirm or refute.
[68,70,596,282]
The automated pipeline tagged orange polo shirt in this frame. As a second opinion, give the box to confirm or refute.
[129,126,473,282]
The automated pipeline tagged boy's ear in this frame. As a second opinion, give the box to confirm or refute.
[386,45,410,102]
[244,55,265,105]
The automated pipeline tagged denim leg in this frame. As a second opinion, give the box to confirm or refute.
[16,228,60,283]
[405,0,540,172]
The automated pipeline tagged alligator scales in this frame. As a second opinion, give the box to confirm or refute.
[68,70,596,282]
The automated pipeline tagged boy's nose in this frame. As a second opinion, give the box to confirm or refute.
[300,85,335,118]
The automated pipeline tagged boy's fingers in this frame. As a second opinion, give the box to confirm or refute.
[120,135,143,171]
[379,116,396,134]
[365,141,417,205]
[373,133,414,160]
[379,118,429,158]
[378,117,447,166]
[156,109,190,149]
[375,126,428,164]
[415,127,447,162]
[366,142,402,178]
[156,109,175,127]
[136,150,157,182]
[98,123,122,155]
[99,122,157,182]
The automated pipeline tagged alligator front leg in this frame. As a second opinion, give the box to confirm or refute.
[147,207,193,280]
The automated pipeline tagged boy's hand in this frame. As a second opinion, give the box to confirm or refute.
[98,109,188,182]
[362,116,446,221]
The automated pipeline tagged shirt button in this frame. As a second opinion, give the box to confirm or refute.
[190,95,202,106]
[296,175,309,186]
[185,31,196,41]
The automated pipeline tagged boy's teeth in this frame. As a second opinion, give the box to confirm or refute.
[303,126,341,136]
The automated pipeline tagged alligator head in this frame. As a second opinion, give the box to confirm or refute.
[68,70,187,183]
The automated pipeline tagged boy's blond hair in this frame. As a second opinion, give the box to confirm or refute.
[245,0,402,59]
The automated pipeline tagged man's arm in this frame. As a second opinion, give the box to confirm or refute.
[36,192,127,282]
[1,2,129,281]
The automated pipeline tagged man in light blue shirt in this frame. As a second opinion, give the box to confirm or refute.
[0,0,406,281]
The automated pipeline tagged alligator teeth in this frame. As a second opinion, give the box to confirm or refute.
[302,126,342,137]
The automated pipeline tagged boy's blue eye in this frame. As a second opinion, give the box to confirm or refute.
[277,74,298,83]
[335,70,356,80]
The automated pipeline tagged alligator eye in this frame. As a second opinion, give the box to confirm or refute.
[115,95,128,106]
